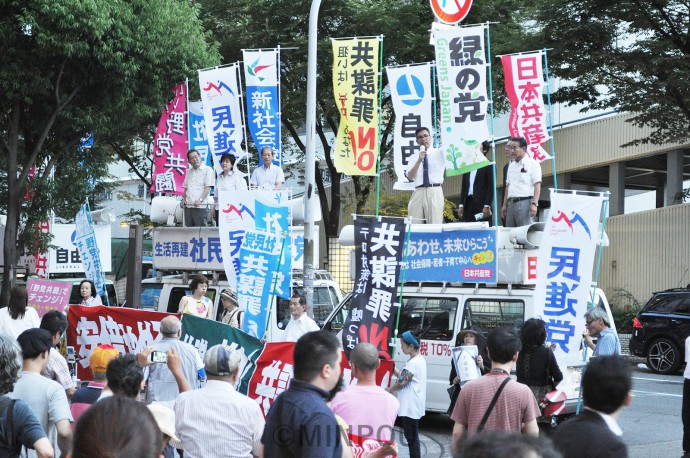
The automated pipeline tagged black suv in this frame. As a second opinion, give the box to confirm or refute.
[629,288,690,375]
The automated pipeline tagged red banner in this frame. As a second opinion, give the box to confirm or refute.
[349,433,397,458]
[151,83,189,195]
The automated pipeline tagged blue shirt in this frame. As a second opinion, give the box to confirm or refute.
[593,327,621,356]
[262,379,342,458]
[0,395,46,456]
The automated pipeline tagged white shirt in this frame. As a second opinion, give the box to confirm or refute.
[396,354,427,419]
[284,313,320,342]
[584,407,623,436]
[216,170,247,192]
[406,147,445,187]
[250,163,285,189]
[183,164,215,205]
[80,295,102,306]
[506,153,541,198]
[684,336,690,379]
[0,306,40,340]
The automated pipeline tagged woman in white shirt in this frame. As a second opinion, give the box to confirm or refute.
[79,279,103,306]
[178,274,211,319]
[0,285,40,339]
[215,153,247,223]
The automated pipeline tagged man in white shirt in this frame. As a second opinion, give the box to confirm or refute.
[250,147,285,190]
[284,293,319,342]
[182,149,214,227]
[501,136,542,228]
[405,127,445,224]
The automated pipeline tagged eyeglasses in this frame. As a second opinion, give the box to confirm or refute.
[585,319,596,325]
[505,145,522,151]
[416,134,430,140]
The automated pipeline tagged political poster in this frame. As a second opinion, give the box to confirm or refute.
[74,204,107,299]
[48,224,112,274]
[151,83,188,194]
[26,278,71,317]
[188,101,214,169]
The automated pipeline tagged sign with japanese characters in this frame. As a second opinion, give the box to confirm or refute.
[188,101,214,169]
[342,217,406,358]
[501,52,551,162]
[26,278,71,317]
[331,37,381,176]
[432,23,491,177]
[34,214,53,278]
[74,204,107,298]
[403,228,497,283]
[198,64,246,176]
[533,191,604,365]
[243,49,282,167]
[387,63,434,191]
[151,83,188,195]
[430,0,474,25]
[48,224,112,273]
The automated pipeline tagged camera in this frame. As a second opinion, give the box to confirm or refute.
[66,346,76,364]
[150,350,167,363]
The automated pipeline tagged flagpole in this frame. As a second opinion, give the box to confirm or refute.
[236,62,253,182]
[485,22,499,228]
[432,63,438,146]
[374,35,384,217]
[391,219,414,359]
[262,236,288,341]
[543,49,558,190]
[276,47,283,168]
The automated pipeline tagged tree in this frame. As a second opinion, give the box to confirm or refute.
[0,0,220,306]
[527,0,690,145]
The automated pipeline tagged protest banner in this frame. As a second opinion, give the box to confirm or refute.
[151,83,188,194]
[188,100,214,169]
[74,203,107,299]
[26,278,71,317]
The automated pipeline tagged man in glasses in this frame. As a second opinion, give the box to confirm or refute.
[501,136,541,227]
[583,308,621,356]
[405,127,445,224]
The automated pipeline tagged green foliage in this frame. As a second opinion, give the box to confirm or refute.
[608,287,644,334]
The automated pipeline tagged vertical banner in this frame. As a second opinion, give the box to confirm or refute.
[533,191,604,365]
[238,229,284,339]
[432,24,491,176]
[387,63,434,191]
[74,204,106,298]
[188,101,214,169]
[242,49,282,167]
[199,64,247,176]
[341,216,406,358]
[501,52,551,162]
[332,37,381,176]
[34,214,53,278]
[151,83,188,195]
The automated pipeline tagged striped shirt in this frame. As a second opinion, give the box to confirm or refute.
[42,348,75,391]
[593,328,621,356]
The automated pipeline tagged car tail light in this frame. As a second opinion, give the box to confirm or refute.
[632,317,643,329]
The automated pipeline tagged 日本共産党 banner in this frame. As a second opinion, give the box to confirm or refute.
[243,49,282,167]
[433,24,491,177]
[198,64,246,176]
[332,37,381,176]
[151,83,188,195]
[533,191,604,365]
[74,204,106,298]
[501,52,551,162]
[387,63,434,191]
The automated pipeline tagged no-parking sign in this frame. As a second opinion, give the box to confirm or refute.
[430,0,473,24]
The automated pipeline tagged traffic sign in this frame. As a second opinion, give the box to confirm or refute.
[429,0,473,25]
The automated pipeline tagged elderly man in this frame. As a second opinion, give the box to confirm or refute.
[175,344,264,458]
[501,136,541,227]
[583,308,621,356]
[283,293,319,342]
[250,147,285,190]
[181,148,214,226]
[405,127,445,224]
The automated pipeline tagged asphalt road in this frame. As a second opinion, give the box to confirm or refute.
[391,363,686,458]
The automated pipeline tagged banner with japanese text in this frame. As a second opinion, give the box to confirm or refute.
[27,278,71,317]
[74,204,106,298]
[432,24,491,177]
[332,37,381,176]
[387,64,434,191]
[533,191,604,365]
[501,52,551,162]
[199,64,246,176]
[48,224,111,274]
[151,83,188,195]
[188,101,214,169]
[217,190,291,295]
[243,49,282,167]
[342,217,406,358]
[34,214,53,278]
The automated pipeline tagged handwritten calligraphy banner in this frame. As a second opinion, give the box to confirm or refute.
[151,83,188,194]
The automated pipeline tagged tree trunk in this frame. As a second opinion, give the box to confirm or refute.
[1,104,21,308]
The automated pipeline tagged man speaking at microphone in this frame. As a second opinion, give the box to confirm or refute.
[405,127,445,224]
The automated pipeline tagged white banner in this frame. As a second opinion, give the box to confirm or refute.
[74,205,107,297]
[49,224,112,274]
[533,191,604,365]
[432,23,491,178]
[198,64,247,176]
[387,64,434,191]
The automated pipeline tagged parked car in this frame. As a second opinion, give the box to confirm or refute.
[629,288,690,375]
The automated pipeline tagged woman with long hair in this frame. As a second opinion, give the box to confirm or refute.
[0,285,40,339]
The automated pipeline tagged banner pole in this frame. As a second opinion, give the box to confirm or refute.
[485,22,499,228]
[543,49,558,190]
[277,47,283,168]
[262,236,288,341]
[432,63,438,146]
[237,62,252,180]
[391,219,413,359]
[375,35,384,217]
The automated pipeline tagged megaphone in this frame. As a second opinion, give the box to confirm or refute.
[90,208,115,224]
[150,196,183,225]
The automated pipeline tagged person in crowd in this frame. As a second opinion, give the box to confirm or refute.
[181,148,214,227]
[219,288,243,328]
[250,146,285,190]
[143,315,205,404]
[215,152,247,223]
[456,430,561,458]
[451,327,540,456]
[147,403,180,457]
[10,328,72,458]
[501,136,541,227]
[283,293,319,342]
[683,335,690,458]
[177,274,211,319]
[386,329,426,458]
[458,141,494,224]
[77,280,102,306]
[551,355,632,458]
[583,307,621,356]
[175,344,264,458]
[262,331,343,457]
[516,318,563,426]
[405,127,445,224]
[70,344,119,423]
[448,326,490,415]
[0,285,40,339]
[71,396,164,458]
[39,311,75,399]
[0,334,53,458]
[331,342,399,441]
[101,354,144,400]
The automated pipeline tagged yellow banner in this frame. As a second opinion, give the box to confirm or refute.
[332,38,380,176]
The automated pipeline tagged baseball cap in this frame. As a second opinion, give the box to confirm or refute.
[17,328,53,359]
[204,345,241,376]
[90,344,119,373]
[220,288,238,304]
[147,403,180,442]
